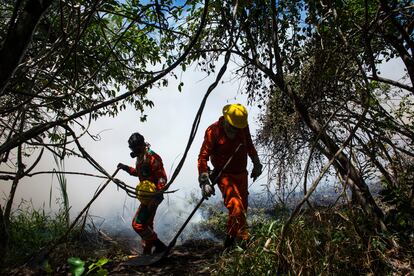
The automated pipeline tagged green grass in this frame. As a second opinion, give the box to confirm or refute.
[2,200,123,275]
[5,201,70,265]
[52,155,70,227]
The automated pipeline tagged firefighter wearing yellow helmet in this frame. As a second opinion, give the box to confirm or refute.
[198,103,263,249]
[222,103,248,129]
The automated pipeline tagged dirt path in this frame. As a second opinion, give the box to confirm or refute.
[109,239,224,275]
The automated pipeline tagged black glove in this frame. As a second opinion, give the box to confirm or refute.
[117,163,129,172]
[199,172,215,199]
[250,156,263,181]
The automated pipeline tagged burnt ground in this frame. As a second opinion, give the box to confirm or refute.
[3,235,225,276]
[109,239,224,275]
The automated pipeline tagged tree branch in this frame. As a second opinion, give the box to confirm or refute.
[0,0,210,156]
[0,0,54,94]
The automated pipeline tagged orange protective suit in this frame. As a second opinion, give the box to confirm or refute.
[198,116,258,240]
[127,149,167,252]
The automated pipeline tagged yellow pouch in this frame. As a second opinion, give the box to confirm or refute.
[135,180,156,204]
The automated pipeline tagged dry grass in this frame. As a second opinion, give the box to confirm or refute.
[210,207,414,275]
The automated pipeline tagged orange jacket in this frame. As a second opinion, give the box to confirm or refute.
[128,149,167,190]
[198,116,258,174]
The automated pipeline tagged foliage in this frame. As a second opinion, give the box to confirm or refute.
[196,203,229,240]
[0,0,206,258]
[0,0,206,174]
[68,256,110,276]
[86,257,110,276]
[1,199,125,274]
[0,0,203,160]
[180,0,414,232]
[206,207,413,275]
[67,257,85,276]
[251,0,413,206]
[0,0,188,124]
[380,153,414,234]
[5,201,71,265]
[1,0,413,272]
[52,155,70,226]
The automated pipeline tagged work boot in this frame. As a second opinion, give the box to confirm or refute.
[142,245,152,255]
[142,240,154,255]
[224,235,235,249]
[153,238,167,253]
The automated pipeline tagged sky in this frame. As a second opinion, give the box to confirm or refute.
[0,56,406,243]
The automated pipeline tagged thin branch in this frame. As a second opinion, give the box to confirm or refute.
[368,75,414,93]
[275,106,369,252]
[0,0,210,156]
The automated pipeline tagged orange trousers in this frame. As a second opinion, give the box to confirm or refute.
[217,171,249,240]
[132,201,159,250]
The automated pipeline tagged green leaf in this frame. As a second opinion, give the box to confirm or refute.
[87,258,110,274]
[178,82,184,92]
[96,258,110,267]
[67,257,85,276]
[267,221,276,235]
[68,257,85,267]
[96,269,108,276]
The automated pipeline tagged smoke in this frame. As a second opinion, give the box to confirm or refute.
[89,191,222,253]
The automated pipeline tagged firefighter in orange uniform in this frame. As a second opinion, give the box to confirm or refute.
[198,104,263,248]
[118,132,168,254]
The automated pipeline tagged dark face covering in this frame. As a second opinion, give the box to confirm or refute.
[223,120,239,139]
[130,144,146,159]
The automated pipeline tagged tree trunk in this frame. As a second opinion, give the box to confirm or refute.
[286,85,386,230]
[4,174,21,227]
[0,205,9,267]
[0,0,53,94]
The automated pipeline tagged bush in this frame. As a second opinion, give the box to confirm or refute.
[6,201,70,265]
[205,206,413,275]
[2,201,121,275]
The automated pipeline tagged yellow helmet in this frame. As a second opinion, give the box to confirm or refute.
[135,180,156,203]
[223,103,248,129]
